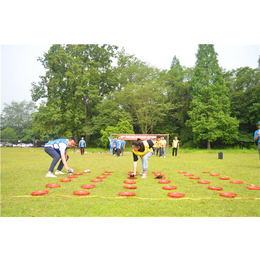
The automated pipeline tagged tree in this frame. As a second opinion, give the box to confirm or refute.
[0,100,37,139]
[187,44,239,149]
[31,44,118,142]
[1,127,18,140]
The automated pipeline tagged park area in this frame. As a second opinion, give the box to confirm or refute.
[1,147,259,217]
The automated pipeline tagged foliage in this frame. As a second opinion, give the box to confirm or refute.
[1,127,18,140]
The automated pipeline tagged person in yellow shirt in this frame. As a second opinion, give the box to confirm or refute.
[172,136,179,158]
[159,136,167,157]
[131,138,154,178]
[156,137,161,156]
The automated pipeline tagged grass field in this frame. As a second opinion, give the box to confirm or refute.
[1,147,260,217]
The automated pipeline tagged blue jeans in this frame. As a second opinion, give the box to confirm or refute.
[140,151,152,171]
[45,147,69,172]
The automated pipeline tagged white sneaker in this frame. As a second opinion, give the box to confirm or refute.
[139,171,144,175]
[141,174,147,178]
[55,171,66,175]
[46,172,57,178]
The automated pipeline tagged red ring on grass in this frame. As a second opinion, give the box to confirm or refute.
[154,173,164,176]
[210,173,220,176]
[81,184,96,189]
[219,177,230,180]
[102,173,111,175]
[168,192,185,198]
[247,186,260,190]
[202,171,210,173]
[198,181,211,184]
[67,176,77,178]
[163,186,177,190]
[97,176,107,179]
[119,192,135,196]
[73,173,83,175]
[178,171,187,174]
[45,184,61,188]
[159,180,171,184]
[123,185,137,189]
[105,171,113,173]
[124,180,136,184]
[60,179,72,182]
[31,190,49,196]
[152,171,161,174]
[184,174,194,176]
[219,193,237,198]
[91,179,103,182]
[190,177,200,179]
[127,176,137,179]
[128,171,134,173]
[208,186,223,191]
[230,181,243,184]
[73,190,90,196]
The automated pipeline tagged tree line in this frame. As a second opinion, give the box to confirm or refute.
[1,44,259,149]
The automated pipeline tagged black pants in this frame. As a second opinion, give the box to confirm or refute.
[172,148,177,157]
[116,148,120,157]
[80,147,85,155]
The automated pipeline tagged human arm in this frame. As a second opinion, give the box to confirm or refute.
[133,152,138,174]
[60,149,70,172]
[254,130,260,141]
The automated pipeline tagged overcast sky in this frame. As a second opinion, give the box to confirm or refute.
[1,1,260,114]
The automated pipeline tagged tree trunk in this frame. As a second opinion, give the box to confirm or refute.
[207,138,211,149]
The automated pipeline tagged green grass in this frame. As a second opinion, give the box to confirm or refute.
[1,147,260,217]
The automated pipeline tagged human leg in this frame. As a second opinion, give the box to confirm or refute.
[57,155,69,171]
[140,152,152,178]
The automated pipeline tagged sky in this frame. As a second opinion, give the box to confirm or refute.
[1,44,259,114]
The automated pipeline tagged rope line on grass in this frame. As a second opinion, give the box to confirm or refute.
[11,194,260,201]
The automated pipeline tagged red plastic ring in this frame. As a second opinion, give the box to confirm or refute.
[105,171,113,173]
[190,177,200,179]
[247,186,260,190]
[210,173,220,176]
[198,181,211,184]
[152,171,161,174]
[178,171,187,174]
[184,174,194,176]
[202,171,210,173]
[127,176,137,179]
[168,192,185,198]
[219,177,230,180]
[60,179,72,182]
[162,186,177,190]
[119,192,135,196]
[158,180,171,184]
[219,193,237,198]
[91,179,103,182]
[81,184,96,189]
[208,186,223,191]
[230,181,243,184]
[31,190,49,196]
[124,180,136,184]
[123,185,137,189]
[73,191,90,196]
[67,176,77,178]
[45,184,60,188]
[73,173,83,175]
[97,176,107,179]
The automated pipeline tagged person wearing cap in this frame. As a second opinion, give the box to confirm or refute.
[254,122,260,159]
[44,137,78,177]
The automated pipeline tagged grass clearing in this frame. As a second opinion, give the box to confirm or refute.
[1,147,260,217]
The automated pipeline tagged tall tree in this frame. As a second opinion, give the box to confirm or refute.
[31,44,118,141]
[187,44,239,149]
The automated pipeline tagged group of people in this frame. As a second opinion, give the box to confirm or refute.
[43,122,260,178]
[109,137,126,157]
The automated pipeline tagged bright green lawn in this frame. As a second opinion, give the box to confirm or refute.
[1,147,260,217]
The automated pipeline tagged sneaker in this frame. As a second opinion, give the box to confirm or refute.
[141,174,147,178]
[46,172,57,178]
[55,171,66,175]
[129,174,135,178]
[139,171,144,175]
[156,175,163,179]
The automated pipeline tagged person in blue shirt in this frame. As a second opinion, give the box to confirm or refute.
[79,137,86,155]
[120,138,126,156]
[113,138,121,157]
[254,122,260,159]
[44,137,77,177]
[109,140,113,155]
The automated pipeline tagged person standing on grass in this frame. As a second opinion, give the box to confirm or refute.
[160,136,167,157]
[44,137,77,177]
[172,136,179,158]
[120,138,126,156]
[254,122,260,159]
[109,140,113,155]
[79,137,86,155]
[131,138,154,178]
[156,137,161,156]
